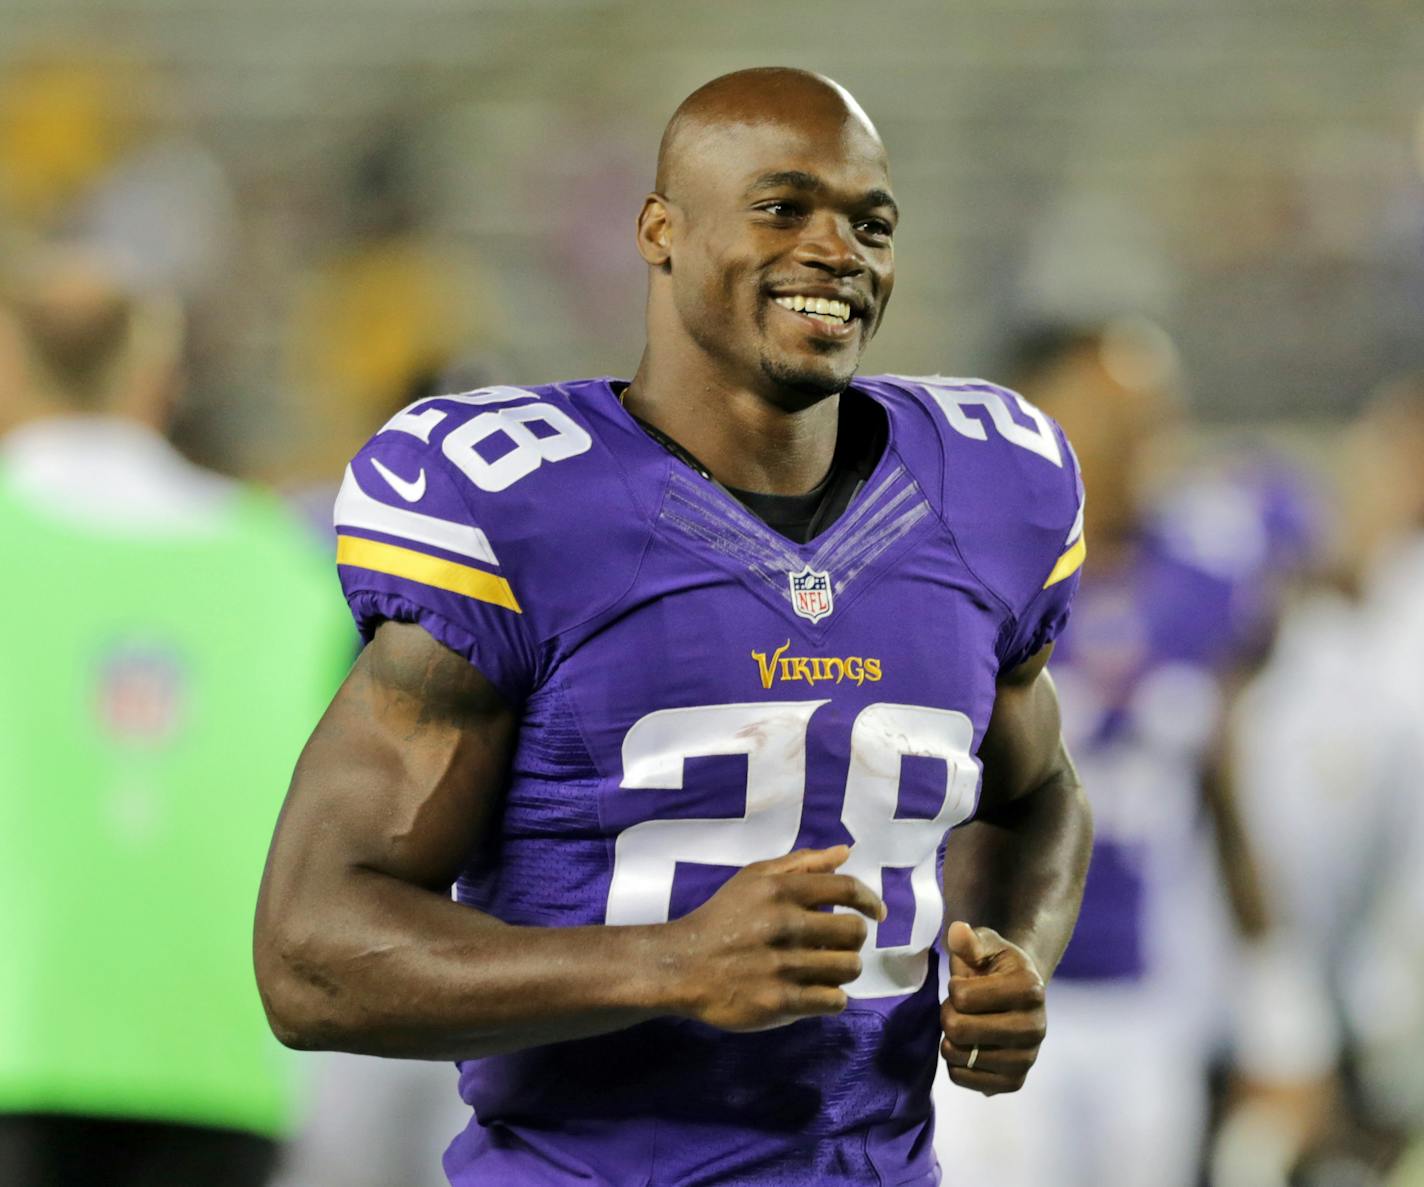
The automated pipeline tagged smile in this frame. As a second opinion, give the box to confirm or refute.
[772,294,855,328]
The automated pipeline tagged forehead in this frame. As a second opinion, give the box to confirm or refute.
[681,117,891,201]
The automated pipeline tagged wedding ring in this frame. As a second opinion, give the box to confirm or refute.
[966,1045,980,1070]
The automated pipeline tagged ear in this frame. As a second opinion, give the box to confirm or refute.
[635,193,673,269]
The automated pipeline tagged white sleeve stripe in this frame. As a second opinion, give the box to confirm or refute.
[1065,497,1085,547]
[334,465,499,567]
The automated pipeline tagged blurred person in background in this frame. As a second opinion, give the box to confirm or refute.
[933,318,1284,1187]
[0,246,350,1187]
[1220,375,1424,1187]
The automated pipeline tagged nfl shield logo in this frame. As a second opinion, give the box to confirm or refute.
[788,565,834,623]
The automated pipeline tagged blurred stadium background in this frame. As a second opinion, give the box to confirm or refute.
[2,2,1422,1185]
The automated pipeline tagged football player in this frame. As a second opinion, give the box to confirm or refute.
[255,68,1092,1186]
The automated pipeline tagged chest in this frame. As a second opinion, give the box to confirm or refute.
[508,502,1006,998]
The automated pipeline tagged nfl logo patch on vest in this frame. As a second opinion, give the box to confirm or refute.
[788,565,834,623]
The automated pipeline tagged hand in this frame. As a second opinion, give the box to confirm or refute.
[668,845,885,1032]
[940,920,1046,1095]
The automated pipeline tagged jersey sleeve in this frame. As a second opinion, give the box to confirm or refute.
[333,410,540,705]
[996,437,1085,671]
[870,374,1086,674]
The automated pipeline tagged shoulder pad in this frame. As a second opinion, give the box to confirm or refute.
[334,382,647,696]
[861,374,1085,664]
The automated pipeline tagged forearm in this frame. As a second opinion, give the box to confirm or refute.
[255,868,688,1061]
[942,765,1092,980]
[1203,701,1271,939]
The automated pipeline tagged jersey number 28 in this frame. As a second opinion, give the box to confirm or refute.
[605,701,980,1000]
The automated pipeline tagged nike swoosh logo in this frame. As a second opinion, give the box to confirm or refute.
[370,458,427,503]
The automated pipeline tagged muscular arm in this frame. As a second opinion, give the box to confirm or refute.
[943,642,1092,981]
[253,621,677,1059]
[253,621,881,1061]
[937,642,1092,1094]
[1202,672,1270,939]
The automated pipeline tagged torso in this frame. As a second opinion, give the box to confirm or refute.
[335,375,1084,1185]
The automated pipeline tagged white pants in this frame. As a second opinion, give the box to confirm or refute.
[933,980,1209,1187]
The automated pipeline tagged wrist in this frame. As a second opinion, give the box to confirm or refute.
[616,919,704,1020]
[1002,928,1051,983]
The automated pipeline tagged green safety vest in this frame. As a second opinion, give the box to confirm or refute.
[0,470,352,1137]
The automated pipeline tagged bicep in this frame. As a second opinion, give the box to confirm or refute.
[975,643,1071,818]
[264,620,518,897]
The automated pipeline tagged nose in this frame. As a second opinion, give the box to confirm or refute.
[793,213,864,278]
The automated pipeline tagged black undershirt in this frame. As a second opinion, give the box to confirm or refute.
[725,472,836,545]
[627,388,887,546]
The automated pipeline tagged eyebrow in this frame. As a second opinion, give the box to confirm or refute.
[747,170,899,220]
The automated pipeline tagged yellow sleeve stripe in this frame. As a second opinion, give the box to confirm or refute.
[337,535,522,613]
[1043,535,1087,588]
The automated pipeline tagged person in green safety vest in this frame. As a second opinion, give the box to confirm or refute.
[0,245,353,1187]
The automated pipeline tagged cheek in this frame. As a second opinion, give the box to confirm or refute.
[869,267,895,332]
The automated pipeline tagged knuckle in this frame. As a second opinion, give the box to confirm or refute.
[772,907,801,944]
[760,987,790,1018]
[943,1017,971,1045]
[785,908,809,943]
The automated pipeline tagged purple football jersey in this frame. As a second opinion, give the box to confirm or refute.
[1050,524,1263,983]
[333,376,1084,1186]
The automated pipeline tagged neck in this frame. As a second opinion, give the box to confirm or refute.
[623,347,841,495]
[7,393,168,437]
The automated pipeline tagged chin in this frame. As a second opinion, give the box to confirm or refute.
[759,353,857,402]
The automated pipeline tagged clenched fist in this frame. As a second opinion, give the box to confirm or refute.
[666,845,885,1032]
[940,920,1047,1096]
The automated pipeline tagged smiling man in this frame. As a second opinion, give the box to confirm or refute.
[255,68,1093,1186]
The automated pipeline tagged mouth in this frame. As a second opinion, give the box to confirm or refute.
[769,292,863,339]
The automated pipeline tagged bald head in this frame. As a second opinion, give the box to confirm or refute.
[634,68,896,405]
[0,246,183,424]
[655,68,883,199]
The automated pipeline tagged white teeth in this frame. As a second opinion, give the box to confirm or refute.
[772,295,852,323]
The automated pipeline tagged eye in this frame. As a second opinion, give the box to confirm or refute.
[856,218,895,241]
[757,200,804,220]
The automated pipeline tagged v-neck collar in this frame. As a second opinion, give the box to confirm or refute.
[602,377,900,554]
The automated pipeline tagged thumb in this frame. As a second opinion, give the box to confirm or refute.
[946,920,1005,975]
